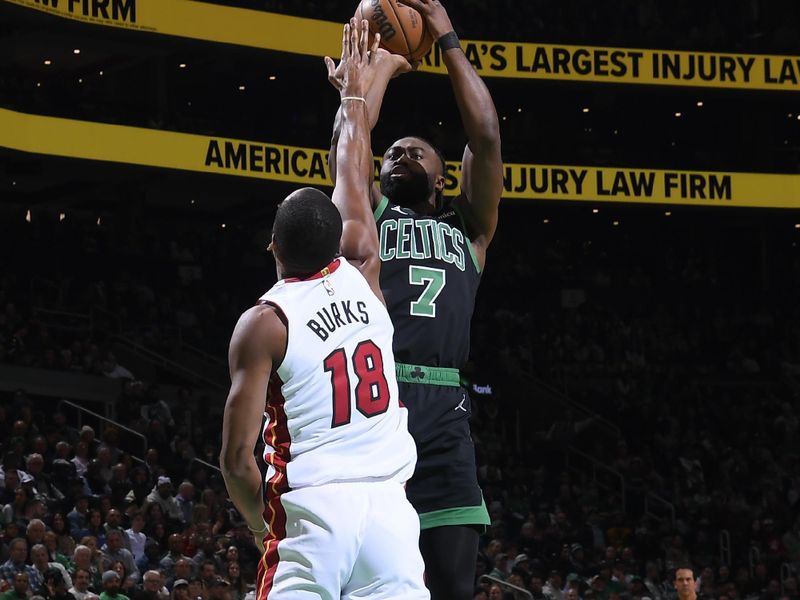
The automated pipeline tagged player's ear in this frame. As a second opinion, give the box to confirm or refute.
[267,236,275,252]
[434,174,446,192]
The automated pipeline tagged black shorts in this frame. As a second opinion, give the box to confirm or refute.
[399,381,489,529]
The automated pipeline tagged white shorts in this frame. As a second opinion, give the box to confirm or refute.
[254,480,429,599]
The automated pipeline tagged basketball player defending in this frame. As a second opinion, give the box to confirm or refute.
[326,1,503,598]
[221,19,429,599]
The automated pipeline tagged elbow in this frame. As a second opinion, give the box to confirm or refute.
[476,114,501,145]
[219,445,248,477]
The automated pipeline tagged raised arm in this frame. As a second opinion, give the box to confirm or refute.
[326,27,410,211]
[326,19,388,301]
[404,0,503,267]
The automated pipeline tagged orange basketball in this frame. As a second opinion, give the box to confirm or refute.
[355,0,434,62]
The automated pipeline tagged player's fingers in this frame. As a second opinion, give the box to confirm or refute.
[324,56,337,82]
[370,32,381,55]
[341,23,348,62]
[359,20,370,63]
[349,18,359,60]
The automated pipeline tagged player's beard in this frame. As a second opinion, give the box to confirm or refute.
[380,167,433,208]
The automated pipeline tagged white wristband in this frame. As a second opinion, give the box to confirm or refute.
[247,521,268,534]
[341,96,366,103]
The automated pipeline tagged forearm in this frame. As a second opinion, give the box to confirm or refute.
[329,62,394,180]
[443,42,500,147]
[336,100,372,202]
[331,76,386,143]
[220,454,265,528]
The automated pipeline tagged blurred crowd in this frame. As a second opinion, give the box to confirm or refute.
[1,206,799,600]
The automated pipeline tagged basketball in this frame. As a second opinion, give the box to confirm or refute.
[355,0,434,62]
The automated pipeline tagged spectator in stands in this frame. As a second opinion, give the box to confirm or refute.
[99,532,138,584]
[99,571,127,600]
[143,480,181,527]
[70,444,89,482]
[122,513,145,564]
[52,443,72,468]
[187,505,208,532]
[25,521,46,549]
[168,580,188,600]
[42,531,71,572]
[488,552,510,582]
[25,456,60,505]
[107,562,134,597]
[82,464,110,500]
[1,572,31,600]
[487,583,504,600]
[170,483,191,528]
[49,513,73,551]
[40,567,75,600]
[197,561,217,594]
[93,450,112,488]
[543,569,564,600]
[76,512,105,548]
[108,467,131,512]
[158,535,189,575]
[163,559,192,593]
[568,544,591,578]
[204,578,229,600]
[220,527,258,578]
[0,454,32,494]
[222,563,244,600]
[69,546,102,593]
[102,512,129,553]
[68,569,98,600]
[31,544,72,592]
[51,413,78,448]
[133,542,160,577]
[66,498,89,540]
[185,578,203,600]
[78,429,96,454]
[1,538,42,592]
[122,471,148,509]
[2,487,30,530]
[189,538,215,574]
[129,571,167,600]
[674,566,696,600]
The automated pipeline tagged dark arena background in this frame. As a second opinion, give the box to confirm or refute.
[1,1,800,599]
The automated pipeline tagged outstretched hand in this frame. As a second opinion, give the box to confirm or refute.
[324,19,411,94]
[398,0,455,40]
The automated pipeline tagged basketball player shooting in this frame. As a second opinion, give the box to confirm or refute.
[326,1,504,598]
[220,18,428,599]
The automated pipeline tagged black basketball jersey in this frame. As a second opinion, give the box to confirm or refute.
[374,195,482,369]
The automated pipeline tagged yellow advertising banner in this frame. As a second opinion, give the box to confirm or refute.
[5,0,800,90]
[2,108,799,208]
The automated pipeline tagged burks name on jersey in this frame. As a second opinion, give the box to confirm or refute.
[378,213,467,272]
[306,300,370,341]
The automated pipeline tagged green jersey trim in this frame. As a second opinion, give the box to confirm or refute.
[374,195,389,221]
[452,204,481,274]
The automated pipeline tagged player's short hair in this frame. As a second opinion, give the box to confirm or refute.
[673,565,695,579]
[273,187,342,275]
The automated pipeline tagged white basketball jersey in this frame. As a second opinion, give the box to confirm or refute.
[258,257,417,490]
